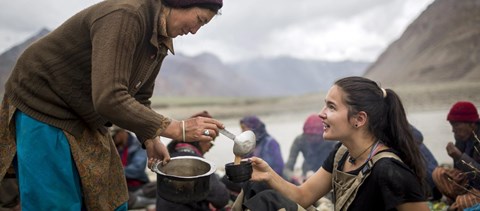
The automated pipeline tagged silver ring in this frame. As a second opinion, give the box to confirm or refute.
[203,129,210,136]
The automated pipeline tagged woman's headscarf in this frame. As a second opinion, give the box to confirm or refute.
[303,114,324,135]
[240,115,268,141]
[302,114,325,143]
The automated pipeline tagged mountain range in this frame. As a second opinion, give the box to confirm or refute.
[157,53,369,96]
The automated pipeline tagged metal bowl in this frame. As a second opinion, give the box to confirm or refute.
[151,156,216,203]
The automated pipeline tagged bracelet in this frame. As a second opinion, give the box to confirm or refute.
[182,120,185,142]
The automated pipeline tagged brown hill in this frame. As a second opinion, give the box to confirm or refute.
[364,0,480,86]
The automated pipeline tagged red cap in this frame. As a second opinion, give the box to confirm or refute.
[447,101,479,122]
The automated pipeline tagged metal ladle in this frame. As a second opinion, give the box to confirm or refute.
[219,129,256,164]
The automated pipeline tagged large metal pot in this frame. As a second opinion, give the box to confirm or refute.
[151,156,216,203]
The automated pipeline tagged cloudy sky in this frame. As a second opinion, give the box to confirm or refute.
[0,0,434,63]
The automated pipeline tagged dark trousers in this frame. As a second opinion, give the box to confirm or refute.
[239,181,298,211]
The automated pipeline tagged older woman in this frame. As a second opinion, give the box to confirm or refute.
[0,0,224,210]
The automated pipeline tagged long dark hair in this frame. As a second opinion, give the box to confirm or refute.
[335,76,426,184]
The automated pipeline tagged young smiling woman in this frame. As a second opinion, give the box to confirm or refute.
[237,76,429,211]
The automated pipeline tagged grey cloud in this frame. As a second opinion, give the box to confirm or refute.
[0,0,433,62]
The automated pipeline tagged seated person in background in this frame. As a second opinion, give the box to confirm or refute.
[111,126,155,209]
[410,124,441,200]
[156,111,229,211]
[240,115,284,176]
[432,101,480,210]
[284,114,337,184]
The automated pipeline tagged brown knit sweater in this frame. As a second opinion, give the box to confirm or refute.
[5,0,174,143]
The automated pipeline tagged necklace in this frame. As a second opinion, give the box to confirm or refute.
[348,141,377,164]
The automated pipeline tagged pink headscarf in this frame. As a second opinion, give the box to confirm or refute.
[303,114,324,135]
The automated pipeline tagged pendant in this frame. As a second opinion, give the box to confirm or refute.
[348,156,356,164]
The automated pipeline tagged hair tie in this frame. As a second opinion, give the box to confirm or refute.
[381,88,387,98]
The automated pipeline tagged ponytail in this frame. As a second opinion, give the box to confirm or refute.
[383,89,426,183]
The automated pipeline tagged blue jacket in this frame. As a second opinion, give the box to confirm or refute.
[254,135,285,176]
[411,125,439,190]
[285,133,337,175]
[118,133,149,185]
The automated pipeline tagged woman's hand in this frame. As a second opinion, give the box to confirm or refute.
[163,117,225,143]
[250,157,274,182]
[446,142,462,160]
[183,116,224,142]
[145,136,170,169]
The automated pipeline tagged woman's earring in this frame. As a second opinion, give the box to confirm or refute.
[355,124,358,128]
